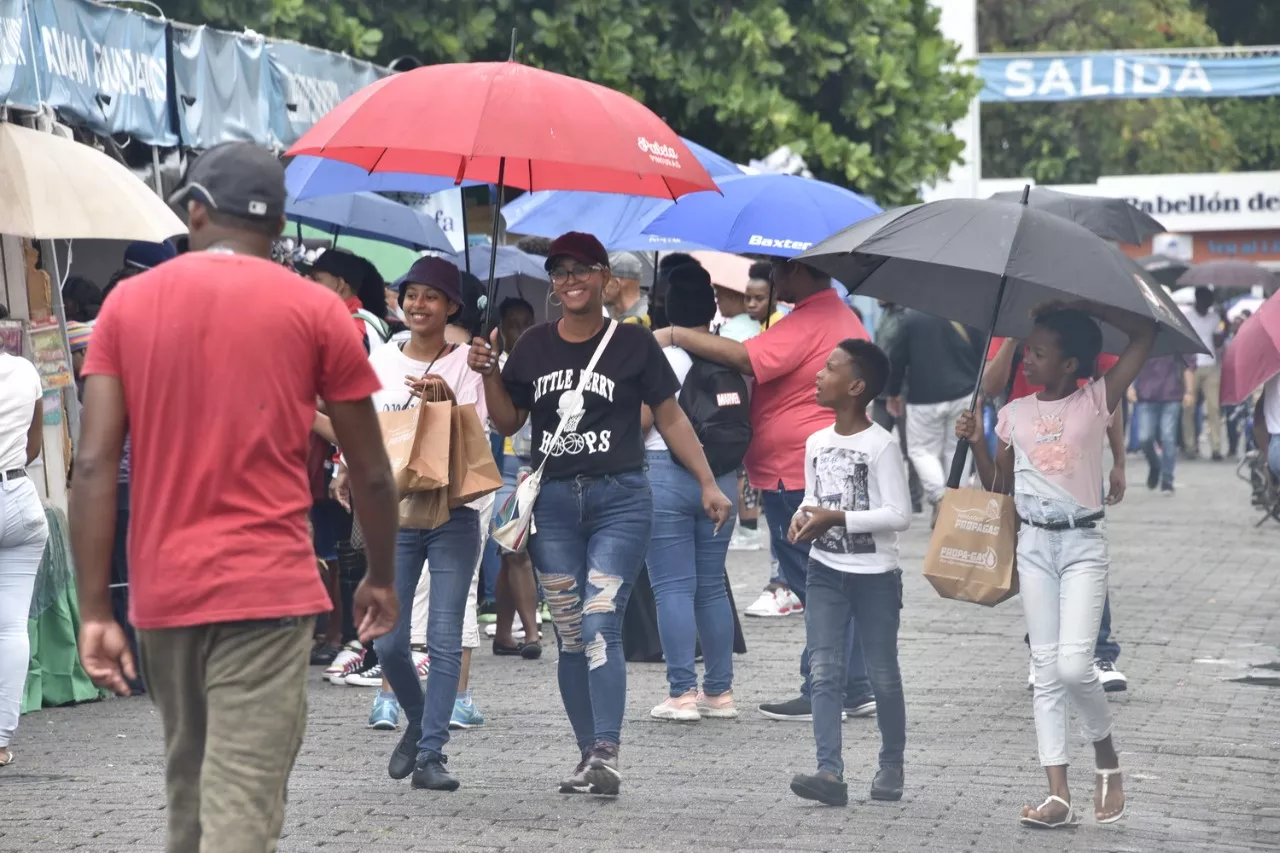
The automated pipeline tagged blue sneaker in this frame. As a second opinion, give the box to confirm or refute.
[368,692,400,731]
[449,696,485,730]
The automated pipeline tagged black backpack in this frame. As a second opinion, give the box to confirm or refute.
[676,355,753,477]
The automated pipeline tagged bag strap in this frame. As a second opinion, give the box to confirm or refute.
[355,309,391,342]
[531,320,617,476]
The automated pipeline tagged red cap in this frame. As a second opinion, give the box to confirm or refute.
[544,232,610,272]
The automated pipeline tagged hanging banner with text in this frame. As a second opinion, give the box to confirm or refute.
[266,39,387,147]
[28,0,174,144]
[0,0,38,109]
[171,24,277,150]
[978,54,1280,103]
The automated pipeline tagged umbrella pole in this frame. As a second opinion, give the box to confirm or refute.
[461,187,471,274]
[483,158,506,336]
[947,273,1009,489]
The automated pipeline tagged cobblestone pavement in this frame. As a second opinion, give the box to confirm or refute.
[3,460,1278,852]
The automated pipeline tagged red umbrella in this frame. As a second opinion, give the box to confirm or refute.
[287,59,716,327]
[286,61,714,200]
[1221,293,1280,405]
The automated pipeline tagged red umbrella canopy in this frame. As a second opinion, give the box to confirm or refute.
[287,61,717,200]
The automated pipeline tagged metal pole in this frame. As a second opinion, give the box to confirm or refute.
[150,145,163,196]
[946,273,1008,489]
[483,158,506,335]
[461,187,471,274]
[44,241,79,446]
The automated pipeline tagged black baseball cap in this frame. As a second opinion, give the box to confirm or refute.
[168,142,287,221]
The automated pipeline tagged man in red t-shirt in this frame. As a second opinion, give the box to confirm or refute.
[70,142,401,853]
[982,336,1130,693]
[655,258,877,722]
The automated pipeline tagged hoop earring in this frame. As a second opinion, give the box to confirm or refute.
[549,292,563,308]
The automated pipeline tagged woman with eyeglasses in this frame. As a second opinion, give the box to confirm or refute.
[469,232,732,797]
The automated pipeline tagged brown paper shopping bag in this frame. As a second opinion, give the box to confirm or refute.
[379,406,423,494]
[447,403,503,508]
[400,487,451,530]
[922,487,1019,607]
[381,379,454,495]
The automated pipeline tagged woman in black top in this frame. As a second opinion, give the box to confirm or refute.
[469,232,731,797]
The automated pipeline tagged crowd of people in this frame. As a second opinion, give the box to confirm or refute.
[0,140,1277,853]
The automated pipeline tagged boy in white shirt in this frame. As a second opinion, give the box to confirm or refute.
[788,339,912,807]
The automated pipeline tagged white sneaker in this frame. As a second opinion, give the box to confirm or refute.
[324,641,364,685]
[1096,659,1128,693]
[745,588,787,617]
[729,527,763,551]
[650,690,701,722]
[780,588,804,615]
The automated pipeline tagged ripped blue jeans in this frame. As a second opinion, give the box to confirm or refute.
[1016,495,1114,766]
[529,472,652,749]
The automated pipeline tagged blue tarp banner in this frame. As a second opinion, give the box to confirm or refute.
[0,0,38,109]
[979,54,1280,103]
[172,25,277,149]
[267,40,387,146]
[28,0,173,144]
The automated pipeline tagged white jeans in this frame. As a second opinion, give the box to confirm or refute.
[0,478,49,748]
[411,497,494,651]
[1018,520,1113,766]
[905,397,971,504]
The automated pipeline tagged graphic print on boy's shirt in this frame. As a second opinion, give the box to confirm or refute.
[813,446,876,557]
[502,321,679,479]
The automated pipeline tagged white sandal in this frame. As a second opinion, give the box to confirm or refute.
[1095,768,1127,824]
[1019,795,1076,829]
[0,748,13,768]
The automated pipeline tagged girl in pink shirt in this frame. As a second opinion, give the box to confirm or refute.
[958,303,1155,830]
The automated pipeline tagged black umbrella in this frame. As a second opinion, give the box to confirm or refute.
[989,187,1166,246]
[1177,259,1278,292]
[1136,254,1190,287]
[797,193,1207,485]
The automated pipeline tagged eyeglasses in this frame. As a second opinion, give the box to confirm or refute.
[549,264,603,285]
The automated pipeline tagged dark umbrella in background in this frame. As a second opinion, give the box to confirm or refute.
[798,189,1207,486]
[989,187,1167,246]
[1177,259,1279,293]
[1136,254,1191,287]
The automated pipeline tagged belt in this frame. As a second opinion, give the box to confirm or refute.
[1,468,27,483]
[1017,510,1104,531]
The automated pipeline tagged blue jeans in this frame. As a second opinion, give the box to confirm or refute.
[373,509,480,761]
[645,451,737,697]
[760,488,873,704]
[805,562,906,777]
[1137,400,1180,488]
[529,472,653,749]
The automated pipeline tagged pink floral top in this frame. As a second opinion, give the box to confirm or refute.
[995,380,1113,511]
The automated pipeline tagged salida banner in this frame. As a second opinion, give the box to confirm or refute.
[978,53,1280,103]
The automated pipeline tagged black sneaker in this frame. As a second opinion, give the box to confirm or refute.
[309,642,340,666]
[559,749,595,794]
[760,696,849,722]
[790,771,848,806]
[583,741,621,796]
[1161,481,1175,496]
[411,753,459,791]
[844,696,877,718]
[1096,659,1128,693]
[1146,465,1160,490]
[871,766,904,801]
[1212,452,1225,462]
[388,724,421,780]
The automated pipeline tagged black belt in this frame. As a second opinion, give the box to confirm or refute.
[1017,510,1104,531]
[1,468,27,482]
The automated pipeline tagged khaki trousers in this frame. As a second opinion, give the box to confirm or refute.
[139,616,315,853]
[1182,364,1222,455]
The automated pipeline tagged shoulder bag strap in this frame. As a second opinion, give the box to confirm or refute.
[531,320,618,477]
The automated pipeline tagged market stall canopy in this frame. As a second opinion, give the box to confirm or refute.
[0,123,186,242]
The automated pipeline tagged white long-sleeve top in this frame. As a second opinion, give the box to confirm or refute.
[799,423,912,574]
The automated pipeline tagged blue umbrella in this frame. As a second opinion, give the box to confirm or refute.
[286,155,481,201]
[450,245,550,282]
[500,137,742,250]
[640,173,882,257]
[286,192,454,252]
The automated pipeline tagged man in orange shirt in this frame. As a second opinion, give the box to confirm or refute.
[656,259,878,722]
[71,142,401,853]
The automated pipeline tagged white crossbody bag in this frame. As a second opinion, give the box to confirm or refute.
[491,320,618,553]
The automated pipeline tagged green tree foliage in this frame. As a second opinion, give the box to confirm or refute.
[162,0,979,205]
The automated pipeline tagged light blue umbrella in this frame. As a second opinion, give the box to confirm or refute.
[640,173,882,257]
[451,245,550,282]
[286,192,454,252]
[286,155,481,201]
[500,138,742,251]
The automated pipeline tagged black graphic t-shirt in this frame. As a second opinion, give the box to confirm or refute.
[503,321,680,479]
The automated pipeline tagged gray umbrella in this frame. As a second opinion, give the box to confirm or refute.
[797,196,1206,485]
[989,187,1166,246]
[1136,254,1189,287]
[1176,259,1278,292]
